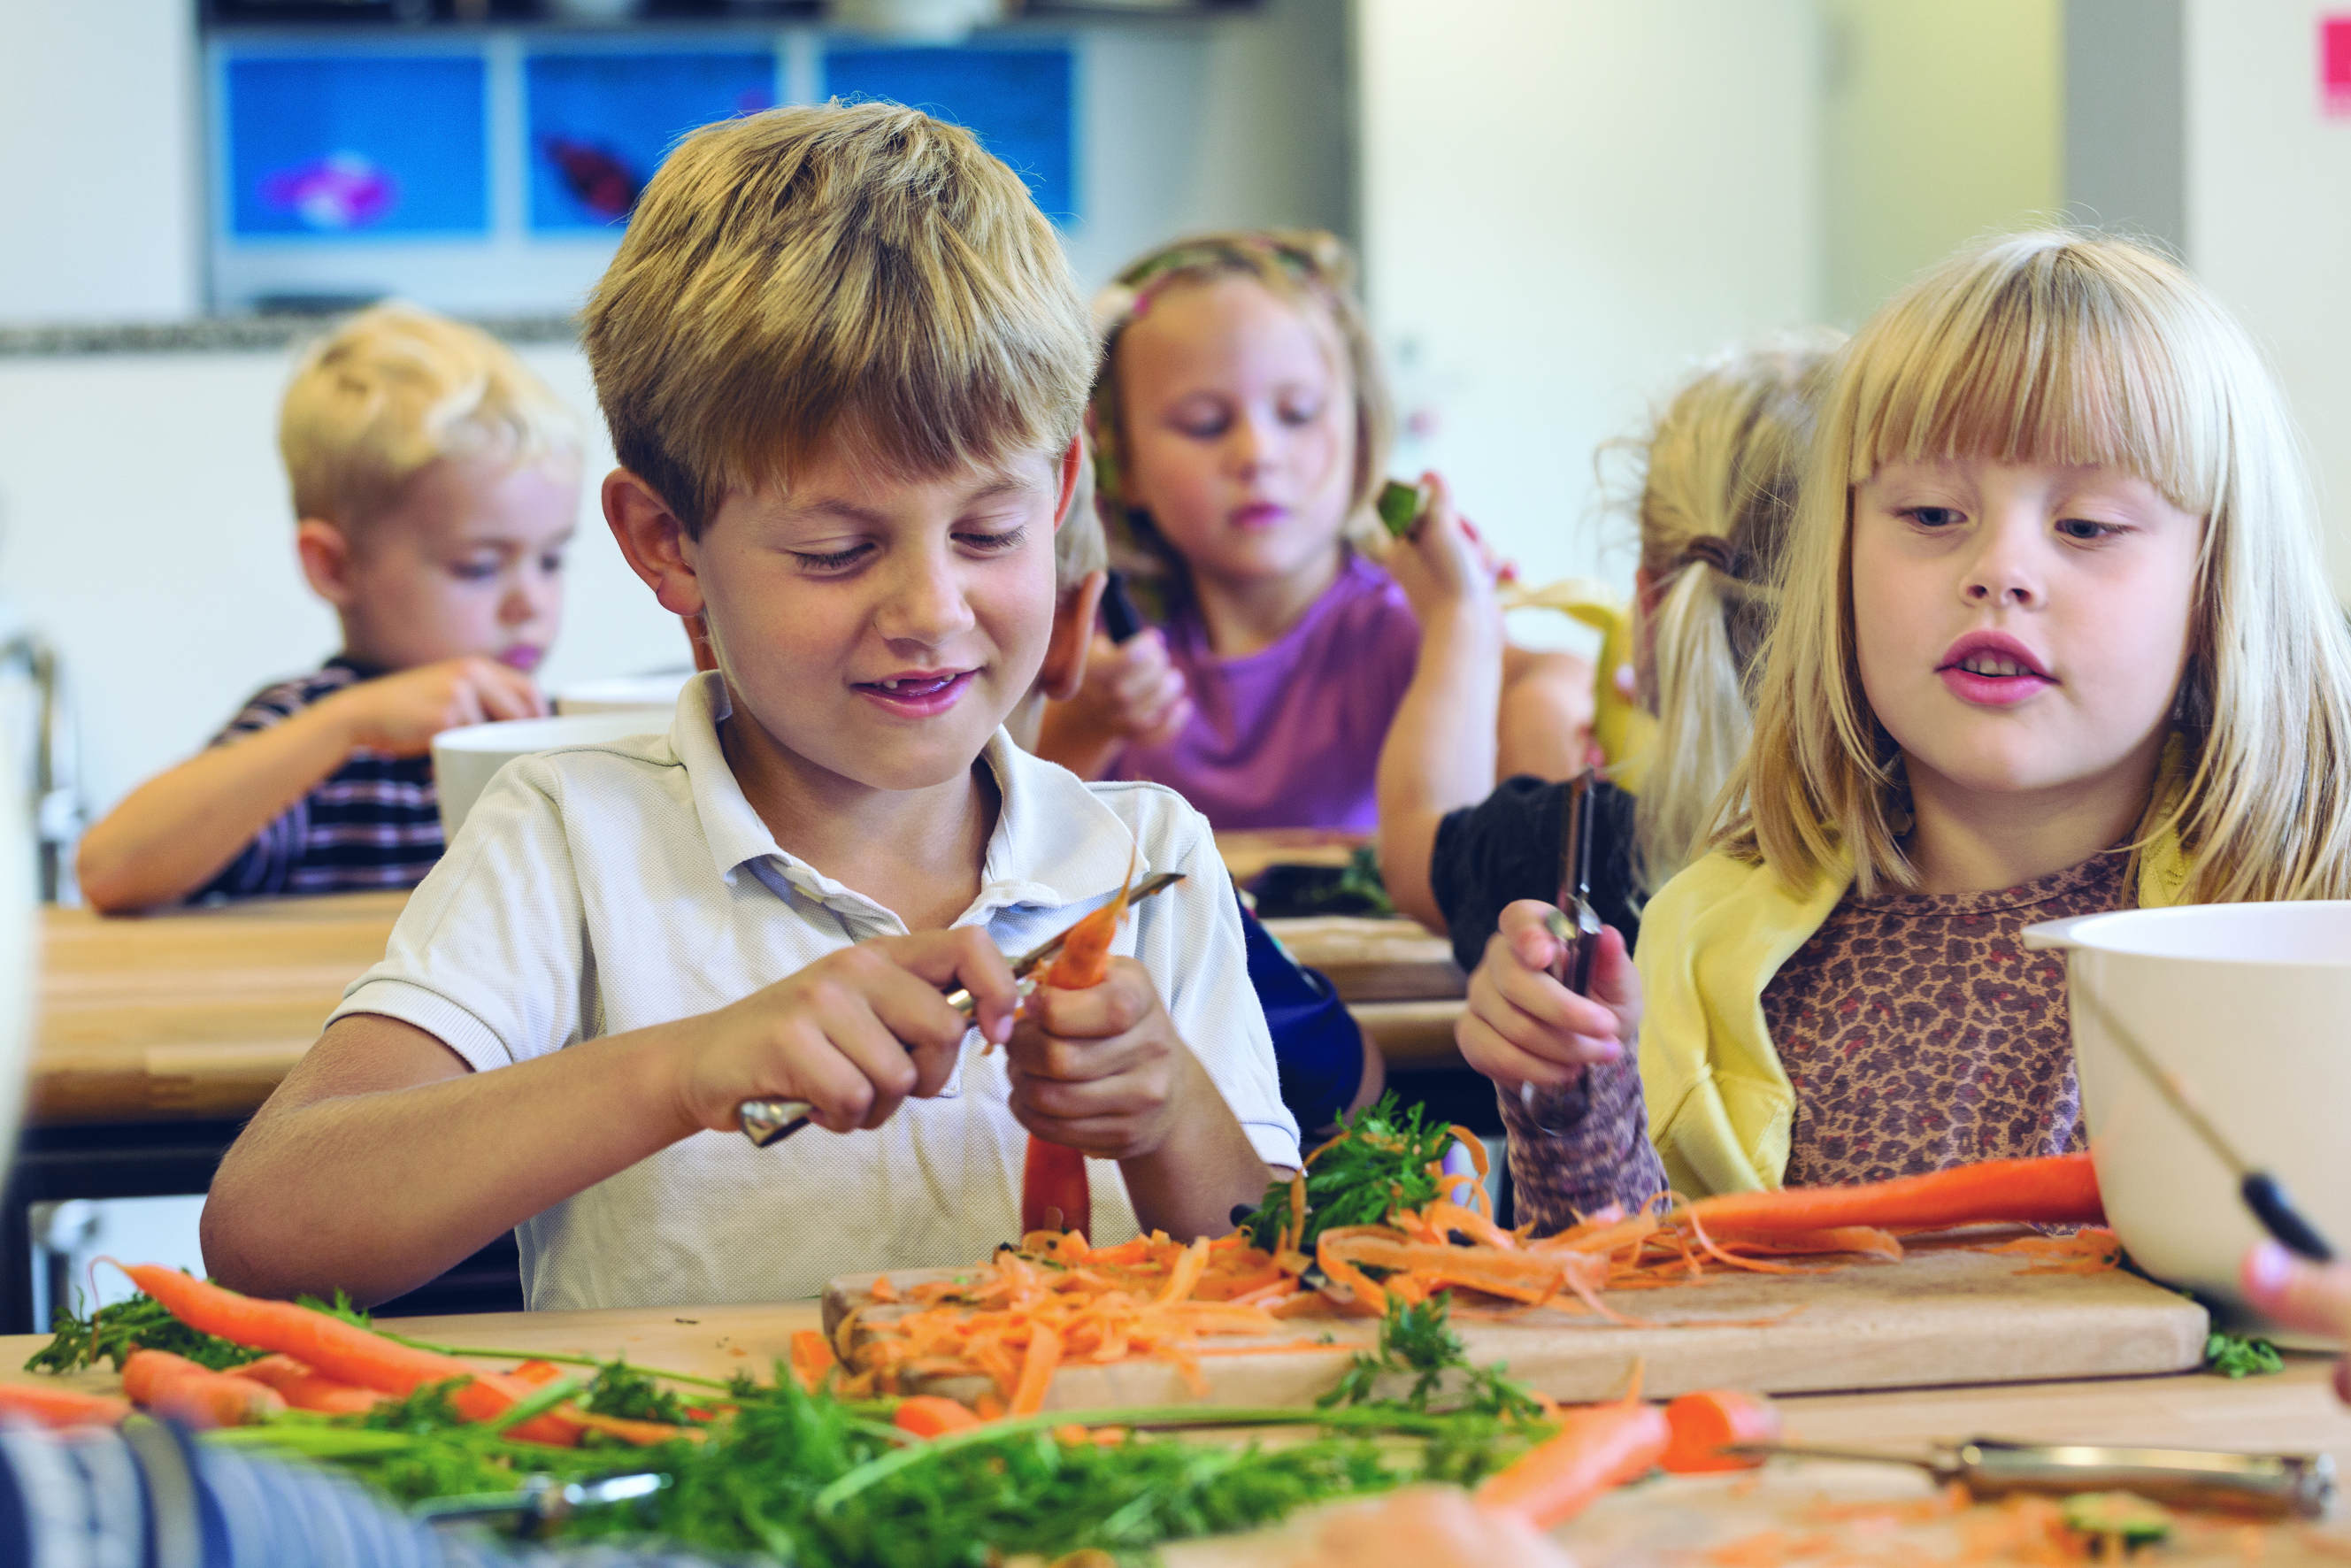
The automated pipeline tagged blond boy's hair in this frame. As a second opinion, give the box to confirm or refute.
[584,102,1095,535]
[280,302,580,531]
[1623,334,1840,894]
[1087,230,1392,601]
[1729,229,2351,903]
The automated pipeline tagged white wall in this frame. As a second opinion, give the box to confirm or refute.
[2186,0,2351,599]
[0,0,200,322]
[1356,0,1825,591]
[1819,0,2063,327]
[0,0,1356,837]
[0,342,687,826]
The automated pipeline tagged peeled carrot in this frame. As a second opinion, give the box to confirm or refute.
[107,1263,580,1446]
[894,1395,985,1438]
[1660,1389,1782,1473]
[1020,862,1139,1239]
[789,1329,836,1390]
[121,1349,285,1429]
[1476,1397,1671,1528]
[235,1355,384,1416]
[507,1359,569,1387]
[1008,1322,1064,1417]
[1683,1153,2103,1237]
[566,1409,702,1447]
[0,1380,131,1429]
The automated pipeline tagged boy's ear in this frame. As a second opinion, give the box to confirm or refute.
[1052,434,1084,529]
[1038,569,1108,702]
[603,468,705,618]
[294,519,357,609]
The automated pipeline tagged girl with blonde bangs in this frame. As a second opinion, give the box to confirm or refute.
[1456,230,2351,1230]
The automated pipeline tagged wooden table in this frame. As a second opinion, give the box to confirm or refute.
[30,895,1464,1131]
[12,884,1467,1330]
[8,1306,2349,1561]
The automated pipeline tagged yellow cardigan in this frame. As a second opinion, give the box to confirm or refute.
[1633,819,2193,1199]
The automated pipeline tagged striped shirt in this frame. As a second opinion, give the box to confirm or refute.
[194,657,442,901]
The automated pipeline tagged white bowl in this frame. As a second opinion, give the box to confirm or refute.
[431,712,666,842]
[551,672,692,717]
[2027,902,2351,1328]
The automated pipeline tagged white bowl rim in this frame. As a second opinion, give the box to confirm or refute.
[430,712,665,753]
[2037,898,2351,967]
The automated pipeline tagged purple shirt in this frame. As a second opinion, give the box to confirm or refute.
[1116,553,1420,831]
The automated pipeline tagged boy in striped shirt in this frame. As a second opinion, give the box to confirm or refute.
[76,304,582,910]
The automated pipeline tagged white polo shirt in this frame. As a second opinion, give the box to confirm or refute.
[333,673,1300,1311]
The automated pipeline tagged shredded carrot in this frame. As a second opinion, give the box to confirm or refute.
[837,1137,2123,1399]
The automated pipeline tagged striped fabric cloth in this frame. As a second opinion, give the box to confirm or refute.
[194,656,443,901]
[0,1415,725,1567]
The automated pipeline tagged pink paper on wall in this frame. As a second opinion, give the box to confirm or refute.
[2325,13,2351,117]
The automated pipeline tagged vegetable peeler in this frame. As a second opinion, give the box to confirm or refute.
[1100,569,1148,644]
[736,872,1186,1148]
[1728,1437,2335,1519]
[415,1471,670,1536]
[1521,771,1602,1134]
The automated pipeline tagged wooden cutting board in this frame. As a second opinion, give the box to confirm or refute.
[824,1246,2209,1409]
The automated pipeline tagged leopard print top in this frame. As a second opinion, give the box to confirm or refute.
[1765,849,2131,1188]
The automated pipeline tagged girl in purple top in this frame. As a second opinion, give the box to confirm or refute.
[1034,229,1588,831]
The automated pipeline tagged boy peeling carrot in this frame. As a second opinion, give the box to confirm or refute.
[199,104,1299,1312]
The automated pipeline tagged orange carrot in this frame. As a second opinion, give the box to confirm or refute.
[507,1359,569,1387]
[893,1395,985,1438]
[1476,1397,1671,1528]
[1661,1389,1782,1473]
[1020,862,1138,1240]
[1008,1322,1063,1417]
[108,1263,580,1446]
[566,1409,703,1447]
[121,1349,285,1428]
[0,1380,130,1429]
[790,1329,836,1390]
[1682,1154,2102,1237]
[236,1355,384,1415]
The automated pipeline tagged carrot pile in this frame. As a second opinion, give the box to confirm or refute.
[0,1263,695,1444]
[841,1123,2112,1410]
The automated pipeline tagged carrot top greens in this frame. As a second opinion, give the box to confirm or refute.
[1240,1093,1458,1254]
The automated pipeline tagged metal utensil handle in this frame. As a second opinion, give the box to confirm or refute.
[1958,1441,2336,1520]
[734,872,1186,1148]
[736,976,1033,1148]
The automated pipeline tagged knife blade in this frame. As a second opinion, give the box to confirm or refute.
[737,871,1187,1148]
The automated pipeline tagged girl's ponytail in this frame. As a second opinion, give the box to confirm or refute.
[1622,337,1837,894]
[1634,544,1761,891]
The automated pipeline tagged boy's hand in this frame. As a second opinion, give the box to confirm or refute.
[329,657,546,756]
[672,929,1022,1137]
[1383,472,1502,630]
[1456,902,1640,1091]
[1059,629,1193,750]
[1006,957,1209,1159]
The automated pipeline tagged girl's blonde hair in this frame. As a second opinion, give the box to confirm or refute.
[1087,230,1391,603]
[1627,334,1840,893]
[1730,229,2351,903]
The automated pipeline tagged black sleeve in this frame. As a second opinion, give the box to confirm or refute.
[1428,777,1642,974]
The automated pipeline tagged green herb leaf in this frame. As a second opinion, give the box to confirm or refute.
[585,1358,690,1424]
[1240,1093,1456,1253]
[25,1287,265,1374]
[1318,1295,1544,1421]
[2204,1330,2285,1378]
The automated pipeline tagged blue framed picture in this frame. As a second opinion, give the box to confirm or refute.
[526,50,779,233]
[225,54,488,239]
[821,46,1076,226]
